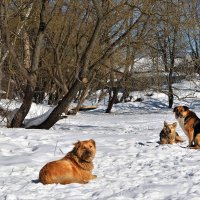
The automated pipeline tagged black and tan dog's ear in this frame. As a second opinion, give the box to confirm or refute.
[183,106,189,111]
[173,107,177,113]
[89,139,96,147]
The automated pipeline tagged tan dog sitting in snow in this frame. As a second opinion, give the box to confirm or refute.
[159,121,184,144]
[39,139,97,184]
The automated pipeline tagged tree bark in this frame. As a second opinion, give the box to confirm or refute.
[105,87,119,113]
[73,83,91,115]
[168,68,173,108]
[10,83,34,127]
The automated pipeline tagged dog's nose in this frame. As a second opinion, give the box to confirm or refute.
[85,149,92,156]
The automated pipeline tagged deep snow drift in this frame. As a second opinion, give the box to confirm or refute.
[1,80,200,200]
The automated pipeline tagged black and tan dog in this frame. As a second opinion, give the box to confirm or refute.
[173,106,200,149]
[39,139,97,184]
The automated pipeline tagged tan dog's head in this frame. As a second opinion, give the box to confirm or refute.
[164,121,177,134]
[73,139,96,162]
[173,106,189,119]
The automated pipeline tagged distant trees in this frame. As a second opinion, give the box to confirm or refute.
[143,0,200,108]
[182,0,200,74]
[0,0,200,128]
[145,1,184,108]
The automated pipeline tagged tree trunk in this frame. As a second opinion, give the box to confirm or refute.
[10,83,34,127]
[73,85,90,115]
[168,68,173,108]
[10,0,47,127]
[6,75,11,99]
[120,88,129,102]
[105,87,119,113]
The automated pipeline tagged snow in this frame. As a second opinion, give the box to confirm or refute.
[24,106,56,128]
[133,57,184,72]
[1,80,200,200]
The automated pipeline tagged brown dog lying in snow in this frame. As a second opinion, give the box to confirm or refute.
[39,139,97,184]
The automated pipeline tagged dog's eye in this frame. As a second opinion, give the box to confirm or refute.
[89,145,93,149]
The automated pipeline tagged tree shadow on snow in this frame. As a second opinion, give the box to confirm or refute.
[137,141,159,147]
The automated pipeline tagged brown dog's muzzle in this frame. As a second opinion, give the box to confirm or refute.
[81,149,94,162]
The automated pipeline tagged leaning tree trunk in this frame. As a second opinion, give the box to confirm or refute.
[28,79,82,129]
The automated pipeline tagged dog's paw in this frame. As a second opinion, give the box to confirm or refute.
[92,175,97,179]
[82,180,89,184]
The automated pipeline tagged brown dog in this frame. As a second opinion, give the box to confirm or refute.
[173,106,200,149]
[39,139,97,184]
[159,121,184,144]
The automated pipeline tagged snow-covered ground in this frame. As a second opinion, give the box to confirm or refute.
[1,80,200,200]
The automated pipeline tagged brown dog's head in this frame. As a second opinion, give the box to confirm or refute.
[73,139,96,162]
[173,106,189,119]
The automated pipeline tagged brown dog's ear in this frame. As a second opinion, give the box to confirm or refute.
[183,106,189,111]
[73,141,81,150]
[89,139,96,147]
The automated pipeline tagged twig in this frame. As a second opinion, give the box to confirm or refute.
[54,141,58,156]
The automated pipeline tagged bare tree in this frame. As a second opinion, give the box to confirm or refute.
[28,0,153,128]
[0,0,50,127]
[1,0,196,129]
[182,0,200,74]
[145,0,184,108]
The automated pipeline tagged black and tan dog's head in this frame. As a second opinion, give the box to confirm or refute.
[73,139,96,162]
[173,106,189,119]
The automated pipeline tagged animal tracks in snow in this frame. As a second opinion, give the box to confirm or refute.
[1,110,200,199]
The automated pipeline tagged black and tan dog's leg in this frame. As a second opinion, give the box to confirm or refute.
[185,126,194,147]
[190,134,200,149]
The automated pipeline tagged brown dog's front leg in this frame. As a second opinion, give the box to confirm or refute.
[81,180,89,184]
[91,175,97,179]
